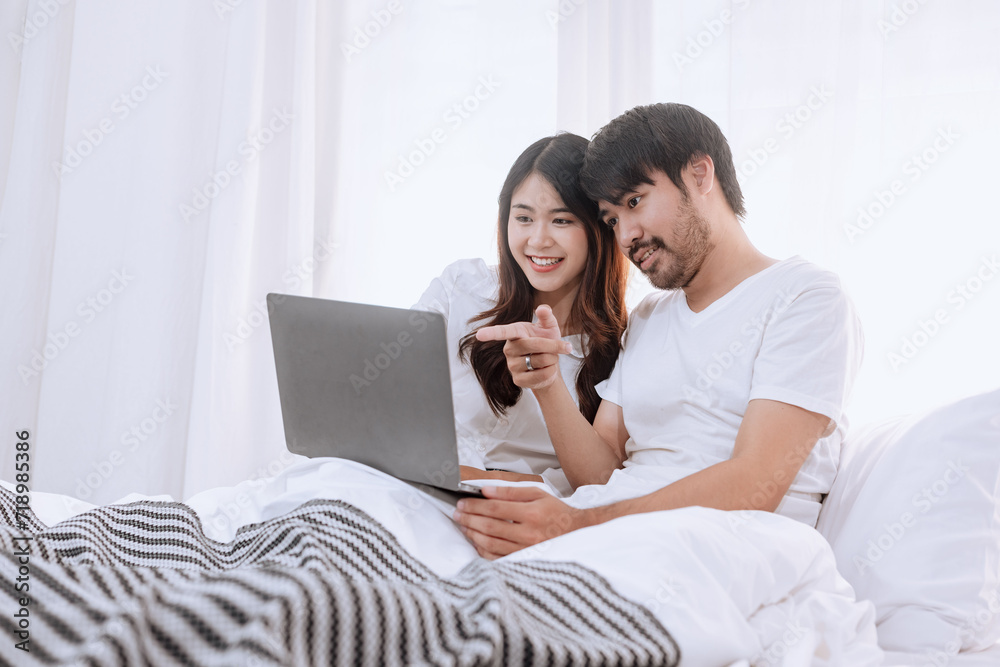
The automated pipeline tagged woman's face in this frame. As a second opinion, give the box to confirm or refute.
[506,172,589,304]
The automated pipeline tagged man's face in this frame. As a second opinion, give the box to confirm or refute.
[598,169,713,290]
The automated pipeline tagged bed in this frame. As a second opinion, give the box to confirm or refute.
[2,388,997,666]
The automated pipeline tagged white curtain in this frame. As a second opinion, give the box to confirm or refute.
[0,0,328,502]
[2,0,998,503]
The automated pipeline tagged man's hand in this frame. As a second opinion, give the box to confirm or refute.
[476,305,573,391]
[452,486,589,559]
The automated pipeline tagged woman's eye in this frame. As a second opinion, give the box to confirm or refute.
[553,218,573,226]
[515,215,531,223]
[627,196,641,209]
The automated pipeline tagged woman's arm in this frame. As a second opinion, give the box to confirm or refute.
[477,306,629,488]
[459,466,543,483]
[530,377,628,487]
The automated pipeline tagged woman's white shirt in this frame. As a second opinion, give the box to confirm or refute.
[412,258,584,497]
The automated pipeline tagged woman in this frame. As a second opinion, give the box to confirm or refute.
[413,133,628,496]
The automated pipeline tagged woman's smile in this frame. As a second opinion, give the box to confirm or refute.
[528,255,565,272]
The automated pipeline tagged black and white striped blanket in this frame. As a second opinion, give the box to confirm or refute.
[0,487,679,666]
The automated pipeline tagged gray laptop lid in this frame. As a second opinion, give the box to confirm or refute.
[266,293,462,491]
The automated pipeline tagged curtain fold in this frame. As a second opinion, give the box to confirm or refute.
[1,0,322,502]
[0,0,79,490]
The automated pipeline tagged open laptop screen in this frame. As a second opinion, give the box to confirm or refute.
[267,294,463,491]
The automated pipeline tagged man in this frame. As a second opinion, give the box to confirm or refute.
[452,103,864,559]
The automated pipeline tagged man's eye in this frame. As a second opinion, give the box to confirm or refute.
[627,196,641,209]
[605,217,618,229]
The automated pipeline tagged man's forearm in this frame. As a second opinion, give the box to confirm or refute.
[532,380,622,488]
[578,399,826,528]
[581,457,783,527]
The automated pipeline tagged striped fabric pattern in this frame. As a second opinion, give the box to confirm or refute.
[0,487,679,666]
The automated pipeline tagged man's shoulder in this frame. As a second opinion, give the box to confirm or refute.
[774,255,843,289]
[619,290,683,348]
[758,258,862,342]
[759,256,848,301]
[630,289,684,321]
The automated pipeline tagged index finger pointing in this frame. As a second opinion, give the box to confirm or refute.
[476,323,533,342]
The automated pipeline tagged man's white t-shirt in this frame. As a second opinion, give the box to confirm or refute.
[413,258,584,496]
[585,256,864,526]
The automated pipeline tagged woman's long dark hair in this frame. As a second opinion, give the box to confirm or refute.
[458,134,629,422]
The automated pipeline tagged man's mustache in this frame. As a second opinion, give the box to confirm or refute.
[628,238,667,265]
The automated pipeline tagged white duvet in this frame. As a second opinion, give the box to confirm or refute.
[17,456,888,667]
[23,457,997,666]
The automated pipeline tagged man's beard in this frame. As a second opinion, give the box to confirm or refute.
[632,198,713,290]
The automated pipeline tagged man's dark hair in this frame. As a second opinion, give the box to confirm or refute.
[580,103,746,218]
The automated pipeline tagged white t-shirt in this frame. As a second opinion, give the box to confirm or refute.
[585,256,864,526]
[413,258,586,497]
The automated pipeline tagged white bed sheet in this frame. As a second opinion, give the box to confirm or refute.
[881,641,1000,667]
[3,459,910,666]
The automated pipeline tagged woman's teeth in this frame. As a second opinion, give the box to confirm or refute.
[530,257,563,266]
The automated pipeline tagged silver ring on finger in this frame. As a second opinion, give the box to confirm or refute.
[524,354,533,372]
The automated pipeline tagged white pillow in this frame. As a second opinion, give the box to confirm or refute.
[816,388,1000,656]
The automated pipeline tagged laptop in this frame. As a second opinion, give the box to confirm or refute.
[266,293,484,499]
